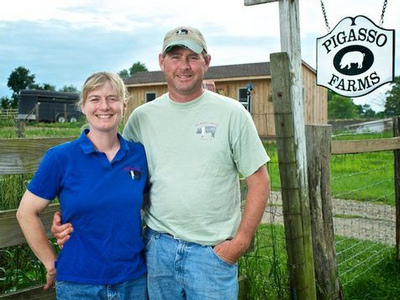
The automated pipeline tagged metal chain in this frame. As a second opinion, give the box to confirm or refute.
[320,0,330,32]
[320,0,388,31]
[379,0,388,27]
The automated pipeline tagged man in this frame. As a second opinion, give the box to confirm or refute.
[53,26,270,300]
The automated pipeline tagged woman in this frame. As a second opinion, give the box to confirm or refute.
[16,72,148,300]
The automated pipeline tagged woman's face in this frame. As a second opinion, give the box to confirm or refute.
[80,82,126,134]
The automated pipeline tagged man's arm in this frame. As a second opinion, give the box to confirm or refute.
[213,165,270,264]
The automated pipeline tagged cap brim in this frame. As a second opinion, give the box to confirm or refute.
[163,40,203,54]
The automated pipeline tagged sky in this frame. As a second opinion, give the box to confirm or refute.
[0,0,399,112]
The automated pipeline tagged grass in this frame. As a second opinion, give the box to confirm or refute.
[239,225,400,300]
[264,131,395,206]
[0,121,85,138]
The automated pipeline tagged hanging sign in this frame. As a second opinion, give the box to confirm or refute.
[316,15,395,97]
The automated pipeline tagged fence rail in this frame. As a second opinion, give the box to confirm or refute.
[0,110,17,122]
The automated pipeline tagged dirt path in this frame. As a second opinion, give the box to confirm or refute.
[261,191,396,245]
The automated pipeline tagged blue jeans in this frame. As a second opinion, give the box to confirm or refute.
[56,274,147,300]
[144,227,238,300]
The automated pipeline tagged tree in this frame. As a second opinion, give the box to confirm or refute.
[59,85,79,93]
[118,69,129,79]
[7,66,35,94]
[129,61,148,75]
[118,61,148,79]
[328,94,358,119]
[29,83,56,91]
[384,76,400,117]
[0,97,12,109]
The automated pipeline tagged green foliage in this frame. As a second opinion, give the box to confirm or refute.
[118,61,148,79]
[59,85,79,93]
[239,224,289,300]
[129,61,148,75]
[7,67,35,95]
[336,237,400,300]
[384,76,400,117]
[118,69,129,79]
[328,94,358,120]
[0,97,12,109]
[28,83,56,91]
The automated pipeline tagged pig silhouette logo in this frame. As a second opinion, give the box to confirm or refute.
[333,45,374,76]
[196,126,216,139]
[340,51,365,69]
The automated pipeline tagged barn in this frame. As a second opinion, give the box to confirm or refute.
[124,61,327,138]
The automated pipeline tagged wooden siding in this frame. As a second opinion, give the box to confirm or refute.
[124,64,327,138]
[303,66,328,125]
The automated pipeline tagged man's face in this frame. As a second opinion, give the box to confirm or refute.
[159,47,211,102]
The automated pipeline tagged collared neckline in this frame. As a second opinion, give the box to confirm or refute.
[78,129,129,160]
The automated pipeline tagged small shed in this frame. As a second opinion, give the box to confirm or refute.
[124,61,327,138]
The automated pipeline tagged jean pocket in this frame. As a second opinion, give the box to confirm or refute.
[143,227,155,250]
[209,247,236,267]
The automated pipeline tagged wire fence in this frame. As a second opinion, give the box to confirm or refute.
[331,130,396,288]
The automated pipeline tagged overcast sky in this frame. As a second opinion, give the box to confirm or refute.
[1,0,398,111]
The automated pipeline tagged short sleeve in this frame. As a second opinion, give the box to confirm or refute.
[231,107,270,178]
[27,148,63,201]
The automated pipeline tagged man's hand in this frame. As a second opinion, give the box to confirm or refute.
[213,237,250,265]
[51,212,73,249]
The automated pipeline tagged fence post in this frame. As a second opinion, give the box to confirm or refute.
[270,52,317,300]
[306,125,344,300]
[393,117,400,261]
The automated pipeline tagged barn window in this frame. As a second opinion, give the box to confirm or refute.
[238,88,251,112]
[146,92,157,102]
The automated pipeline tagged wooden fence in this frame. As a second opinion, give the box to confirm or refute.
[0,110,17,122]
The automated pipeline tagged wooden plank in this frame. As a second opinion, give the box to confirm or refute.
[244,0,279,5]
[331,137,400,154]
[306,125,344,300]
[0,203,60,248]
[393,118,400,261]
[0,137,74,175]
[0,285,55,300]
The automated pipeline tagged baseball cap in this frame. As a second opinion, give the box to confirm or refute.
[162,26,207,54]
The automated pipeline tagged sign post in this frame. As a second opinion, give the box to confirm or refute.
[245,1,317,300]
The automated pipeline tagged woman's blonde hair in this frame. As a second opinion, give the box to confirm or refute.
[78,72,127,107]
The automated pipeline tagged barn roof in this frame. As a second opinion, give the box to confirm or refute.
[124,62,272,85]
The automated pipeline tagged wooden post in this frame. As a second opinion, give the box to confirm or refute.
[393,117,400,261]
[35,103,40,121]
[64,103,68,121]
[306,125,343,300]
[271,52,316,300]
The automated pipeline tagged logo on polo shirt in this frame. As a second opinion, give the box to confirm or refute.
[124,167,142,180]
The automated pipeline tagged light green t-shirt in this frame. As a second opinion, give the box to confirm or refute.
[123,90,269,245]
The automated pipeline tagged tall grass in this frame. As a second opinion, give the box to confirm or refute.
[239,225,400,300]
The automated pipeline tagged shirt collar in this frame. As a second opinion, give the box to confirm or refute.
[78,128,129,157]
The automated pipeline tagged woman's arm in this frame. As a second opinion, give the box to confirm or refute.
[16,190,56,289]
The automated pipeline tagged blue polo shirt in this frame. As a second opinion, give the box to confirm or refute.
[27,129,147,284]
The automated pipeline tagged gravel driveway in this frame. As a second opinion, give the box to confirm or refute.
[261,191,396,245]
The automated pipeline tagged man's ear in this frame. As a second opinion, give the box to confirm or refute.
[204,54,211,71]
[159,53,165,72]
